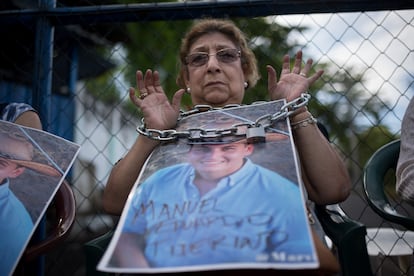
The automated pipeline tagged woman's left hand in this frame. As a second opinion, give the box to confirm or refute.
[267,50,323,102]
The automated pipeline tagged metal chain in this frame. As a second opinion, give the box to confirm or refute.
[136,93,310,141]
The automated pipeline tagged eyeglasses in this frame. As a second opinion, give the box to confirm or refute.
[185,48,241,67]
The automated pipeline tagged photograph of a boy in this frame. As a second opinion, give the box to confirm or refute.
[108,112,314,270]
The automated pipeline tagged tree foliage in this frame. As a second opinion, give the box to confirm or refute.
[85,6,394,175]
[124,20,191,106]
[121,17,306,106]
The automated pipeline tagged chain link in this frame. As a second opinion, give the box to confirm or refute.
[136,93,310,141]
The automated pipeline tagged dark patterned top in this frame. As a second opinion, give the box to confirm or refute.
[0,102,36,123]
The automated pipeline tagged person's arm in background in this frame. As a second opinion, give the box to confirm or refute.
[15,110,42,130]
[1,102,42,130]
[396,97,414,204]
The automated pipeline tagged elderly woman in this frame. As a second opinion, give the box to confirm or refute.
[103,19,351,216]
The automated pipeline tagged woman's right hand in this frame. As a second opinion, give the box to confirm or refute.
[129,69,185,130]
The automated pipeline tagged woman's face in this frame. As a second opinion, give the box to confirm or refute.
[185,32,246,107]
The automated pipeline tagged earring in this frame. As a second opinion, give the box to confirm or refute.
[244,82,249,89]
[186,87,191,94]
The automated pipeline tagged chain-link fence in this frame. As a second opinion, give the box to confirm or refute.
[0,1,413,275]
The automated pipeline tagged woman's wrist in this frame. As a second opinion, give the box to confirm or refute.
[290,110,317,130]
[290,109,311,123]
[139,134,161,147]
[289,105,308,118]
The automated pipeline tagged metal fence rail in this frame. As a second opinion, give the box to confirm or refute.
[0,1,413,275]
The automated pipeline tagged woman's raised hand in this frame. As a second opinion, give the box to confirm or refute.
[267,50,323,102]
[129,69,185,130]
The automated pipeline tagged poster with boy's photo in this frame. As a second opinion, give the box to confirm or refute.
[0,120,80,276]
[98,100,318,274]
